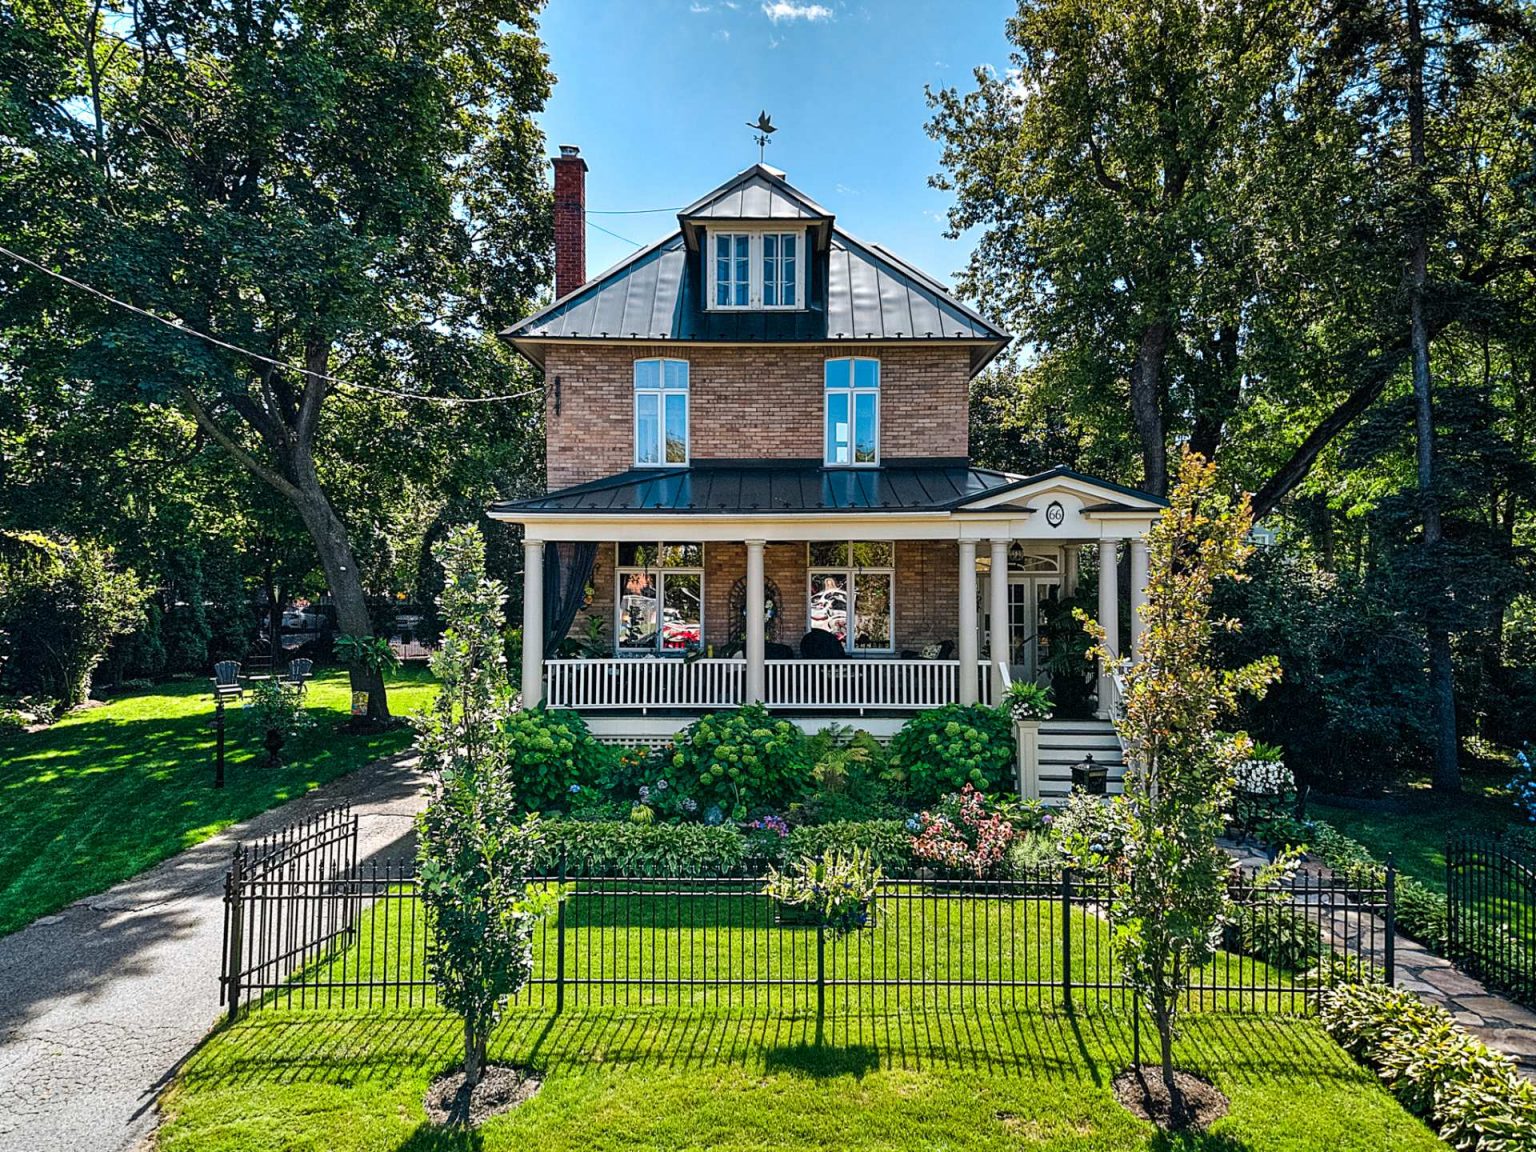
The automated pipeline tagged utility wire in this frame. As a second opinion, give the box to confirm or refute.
[585,206,682,215]
[584,219,645,247]
[0,241,542,405]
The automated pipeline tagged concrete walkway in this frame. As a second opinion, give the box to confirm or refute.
[1223,838,1536,1080]
[0,752,429,1152]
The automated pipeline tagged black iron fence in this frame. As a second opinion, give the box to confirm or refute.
[1447,834,1536,1008]
[222,813,1396,1021]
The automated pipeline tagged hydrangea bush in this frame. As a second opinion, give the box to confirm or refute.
[502,706,616,814]
[1510,746,1536,824]
[669,705,814,819]
[887,703,1016,804]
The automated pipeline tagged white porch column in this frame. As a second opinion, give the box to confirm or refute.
[1130,535,1150,663]
[744,539,766,703]
[521,538,545,707]
[1097,538,1119,718]
[988,539,1010,704]
[957,540,979,705]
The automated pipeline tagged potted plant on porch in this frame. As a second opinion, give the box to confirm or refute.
[1004,681,1053,799]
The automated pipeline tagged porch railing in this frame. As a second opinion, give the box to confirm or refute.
[544,657,993,712]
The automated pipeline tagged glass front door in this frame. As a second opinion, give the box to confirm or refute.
[981,572,1062,685]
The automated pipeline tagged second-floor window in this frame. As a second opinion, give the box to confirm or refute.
[824,357,879,466]
[635,358,689,465]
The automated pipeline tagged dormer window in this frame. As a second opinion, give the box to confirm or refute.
[707,229,803,310]
[713,234,750,308]
[635,358,688,466]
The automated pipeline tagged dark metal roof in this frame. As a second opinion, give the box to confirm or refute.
[503,230,1010,373]
[678,165,830,222]
[490,461,1023,516]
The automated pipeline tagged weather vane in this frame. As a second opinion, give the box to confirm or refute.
[747,111,776,163]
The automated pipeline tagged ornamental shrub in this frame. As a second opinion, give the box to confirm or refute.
[886,703,1015,804]
[535,819,746,876]
[910,784,1017,879]
[669,705,814,819]
[503,706,618,815]
[783,819,913,874]
[1320,981,1536,1151]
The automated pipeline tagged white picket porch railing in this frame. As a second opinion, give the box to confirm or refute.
[543,657,993,712]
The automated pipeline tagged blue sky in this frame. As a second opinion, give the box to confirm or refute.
[536,0,1015,290]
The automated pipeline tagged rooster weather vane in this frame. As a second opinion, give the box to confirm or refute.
[747,111,776,163]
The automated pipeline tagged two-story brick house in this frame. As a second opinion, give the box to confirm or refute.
[490,149,1162,792]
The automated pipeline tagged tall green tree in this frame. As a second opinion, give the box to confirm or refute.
[0,0,553,721]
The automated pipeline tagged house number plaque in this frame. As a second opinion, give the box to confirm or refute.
[1045,500,1065,528]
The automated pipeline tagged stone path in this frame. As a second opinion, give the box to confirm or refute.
[1222,838,1536,1080]
[0,752,429,1152]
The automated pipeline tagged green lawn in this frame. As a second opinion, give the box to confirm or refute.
[1310,789,1515,895]
[0,668,437,936]
[155,1007,1446,1151]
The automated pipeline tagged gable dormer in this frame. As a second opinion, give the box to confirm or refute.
[675,165,834,313]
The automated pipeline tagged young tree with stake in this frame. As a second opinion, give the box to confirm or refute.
[416,525,554,1089]
[1076,450,1279,1124]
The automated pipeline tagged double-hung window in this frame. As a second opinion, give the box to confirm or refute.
[808,541,894,653]
[824,358,879,466]
[634,359,689,466]
[761,232,798,307]
[713,233,751,308]
[616,543,704,654]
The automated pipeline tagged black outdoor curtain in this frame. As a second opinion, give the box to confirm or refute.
[543,541,598,658]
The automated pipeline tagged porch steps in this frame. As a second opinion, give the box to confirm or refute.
[1036,719,1126,800]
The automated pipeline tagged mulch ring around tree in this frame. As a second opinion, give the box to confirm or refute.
[424,1066,542,1127]
[1113,1066,1229,1131]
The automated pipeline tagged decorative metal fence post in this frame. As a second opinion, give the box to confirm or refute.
[555,850,568,1016]
[1384,855,1397,985]
[816,920,826,1024]
[223,847,244,1021]
[1061,866,1074,1012]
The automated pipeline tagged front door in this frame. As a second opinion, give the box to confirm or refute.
[980,567,1062,685]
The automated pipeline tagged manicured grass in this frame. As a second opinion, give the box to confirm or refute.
[1310,790,1515,896]
[276,880,1304,1018]
[155,1006,1447,1151]
[0,669,437,936]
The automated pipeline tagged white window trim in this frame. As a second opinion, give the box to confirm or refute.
[823,357,881,468]
[633,358,690,468]
[805,542,895,655]
[705,227,805,312]
[615,543,705,657]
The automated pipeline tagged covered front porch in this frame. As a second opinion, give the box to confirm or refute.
[491,465,1164,738]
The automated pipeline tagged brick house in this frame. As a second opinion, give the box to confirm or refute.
[490,150,1161,791]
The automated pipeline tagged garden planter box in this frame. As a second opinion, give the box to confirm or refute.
[772,899,876,930]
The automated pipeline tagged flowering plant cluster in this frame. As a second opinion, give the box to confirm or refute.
[630,776,699,824]
[745,814,790,837]
[1233,757,1294,797]
[909,784,1017,879]
[1511,747,1536,824]
[762,847,880,935]
[1003,681,1054,723]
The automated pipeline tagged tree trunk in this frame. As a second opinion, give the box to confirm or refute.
[1405,0,1457,792]
[288,462,391,723]
[463,1018,482,1087]
[1129,320,1172,497]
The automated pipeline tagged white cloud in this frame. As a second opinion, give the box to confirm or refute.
[762,2,833,22]
[714,27,731,39]
[690,2,710,12]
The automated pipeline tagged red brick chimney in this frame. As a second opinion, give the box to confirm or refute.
[552,144,587,300]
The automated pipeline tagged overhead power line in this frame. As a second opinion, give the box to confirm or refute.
[584,219,645,247]
[0,242,542,405]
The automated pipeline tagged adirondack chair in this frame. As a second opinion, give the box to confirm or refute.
[211,660,243,701]
[284,658,314,686]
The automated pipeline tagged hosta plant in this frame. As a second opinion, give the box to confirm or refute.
[762,847,881,935]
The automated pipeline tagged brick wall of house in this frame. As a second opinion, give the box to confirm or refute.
[541,343,973,490]
[563,539,963,658]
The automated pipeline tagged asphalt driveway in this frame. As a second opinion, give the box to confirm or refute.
[0,752,428,1152]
